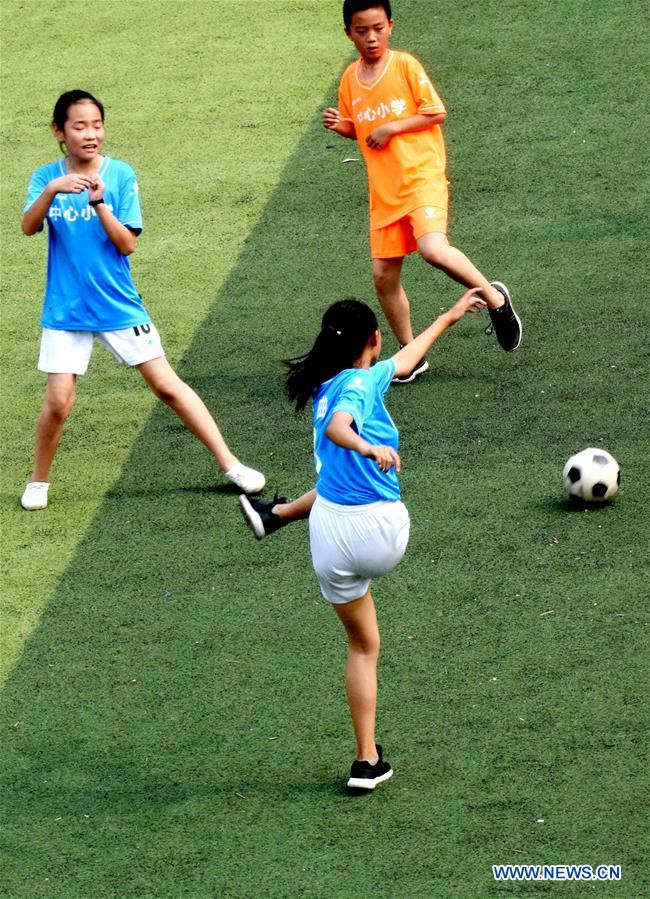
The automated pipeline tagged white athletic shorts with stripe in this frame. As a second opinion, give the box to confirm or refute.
[37,324,165,374]
[309,494,410,605]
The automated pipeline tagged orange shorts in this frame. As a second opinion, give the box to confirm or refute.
[370,204,448,259]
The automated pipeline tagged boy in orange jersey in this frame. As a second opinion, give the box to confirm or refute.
[323,0,522,381]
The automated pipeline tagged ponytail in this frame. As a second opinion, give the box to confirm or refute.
[284,300,378,410]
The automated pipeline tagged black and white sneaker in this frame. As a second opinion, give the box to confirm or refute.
[486,281,522,351]
[346,744,393,795]
[239,494,288,540]
[392,349,429,384]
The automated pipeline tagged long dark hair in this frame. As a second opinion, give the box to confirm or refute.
[284,299,378,410]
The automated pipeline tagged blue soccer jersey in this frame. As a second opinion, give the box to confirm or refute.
[313,359,400,504]
[24,156,151,331]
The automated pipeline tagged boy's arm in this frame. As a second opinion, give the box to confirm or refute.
[322,107,357,140]
[366,112,446,149]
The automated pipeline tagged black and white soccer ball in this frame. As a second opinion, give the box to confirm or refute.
[563,447,620,503]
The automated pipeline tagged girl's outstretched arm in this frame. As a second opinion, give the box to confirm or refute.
[392,288,486,378]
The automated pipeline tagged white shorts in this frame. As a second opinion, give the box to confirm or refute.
[37,324,165,374]
[309,495,410,605]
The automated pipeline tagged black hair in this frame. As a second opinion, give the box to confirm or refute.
[284,299,379,411]
[343,0,392,30]
[52,90,104,131]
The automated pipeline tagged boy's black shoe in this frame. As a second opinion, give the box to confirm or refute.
[392,348,429,384]
[486,281,522,351]
[346,744,393,795]
[239,494,288,540]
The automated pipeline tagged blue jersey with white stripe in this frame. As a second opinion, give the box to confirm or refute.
[24,156,151,331]
[313,359,400,504]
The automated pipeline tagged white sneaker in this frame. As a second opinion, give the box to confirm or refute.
[21,481,50,510]
[225,463,265,495]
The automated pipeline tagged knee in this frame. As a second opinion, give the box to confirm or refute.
[350,631,380,659]
[149,375,183,406]
[372,266,396,297]
[420,245,445,267]
[45,391,75,422]
[419,235,453,268]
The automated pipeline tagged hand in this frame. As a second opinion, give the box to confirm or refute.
[365,123,394,149]
[49,173,93,195]
[447,287,487,323]
[322,107,341,130]
[87,175,105,203]
[364,443,401,473]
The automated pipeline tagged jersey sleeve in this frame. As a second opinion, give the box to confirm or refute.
[332,369,375,432]
[23,166,50,230]
[117,164,143,234]
[337,68,354,123]
[24,167,50,211]
[405,55,446,115]
[371,359,396,396]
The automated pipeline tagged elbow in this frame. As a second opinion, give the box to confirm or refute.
[21,220,36,236]
[122,238,137,256]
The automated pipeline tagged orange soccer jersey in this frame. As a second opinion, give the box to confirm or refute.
[338,50,448,230]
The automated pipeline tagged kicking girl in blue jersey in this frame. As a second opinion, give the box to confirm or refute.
[239,288,485,793]
[20,90,264,510]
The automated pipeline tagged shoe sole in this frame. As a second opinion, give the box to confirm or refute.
[392,360,429,384]
[238,494,266,540]
[21,501,48,510]
[490,281,522,352]
[347,767,393,792]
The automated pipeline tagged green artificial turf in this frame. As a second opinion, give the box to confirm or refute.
[1,0,649,897]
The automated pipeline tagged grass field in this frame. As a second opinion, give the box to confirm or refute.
[1,0,649,896]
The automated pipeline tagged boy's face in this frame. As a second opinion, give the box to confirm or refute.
[345,7,393,62]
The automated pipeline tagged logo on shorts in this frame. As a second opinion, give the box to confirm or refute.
[424,207,438,219]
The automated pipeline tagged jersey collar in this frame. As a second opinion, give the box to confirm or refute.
[354,50,395,91]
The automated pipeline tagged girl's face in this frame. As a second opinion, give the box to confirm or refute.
[52,100,105,161]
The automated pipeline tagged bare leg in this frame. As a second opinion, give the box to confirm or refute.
[334,589,380,761]
[417,232,504,309]
[273,489,316,521]
[31,374,77,481]
[138,357,237,472]
[372,257,413,345]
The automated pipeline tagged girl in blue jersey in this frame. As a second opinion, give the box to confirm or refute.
[20,90,264,510]
[240,288,485,792]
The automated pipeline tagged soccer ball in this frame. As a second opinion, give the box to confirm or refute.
[563,447,620,503]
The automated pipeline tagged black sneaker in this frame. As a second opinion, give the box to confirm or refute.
[346,744,393,794]
[486,281,522,351]
[238,494,288,540]
[392,348,429,384]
